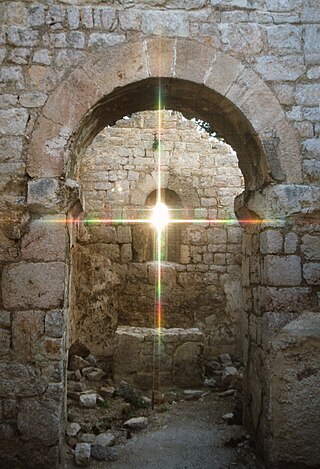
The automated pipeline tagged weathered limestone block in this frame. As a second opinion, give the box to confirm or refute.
[241,185,320,221]
[45,310,64,338]
[147,261,177,285]
[268,312,320,467]
[173,341,203,386]
[266,24,302,53]
[260,230,283,254]
[0,328,11,356]
[303,262,320,285]
[2,262,65,309]
[21,217,66,262]
[3,399,18,419]
[117,225,132,244]
[12,310,45,363]
[17,397,61,445]
[304,25,320,64]
[27,178,62,213]
[141,11,189,37]
[0,363,45,397]
[301,234,320,261]
[296,84,320,106]
[303,160,320,184]
[284,232,298,254]
[0,67,25,90]
[263,255,301,286]
[219,23,263,55]
[0,136,23,161]
[146,37,175,77]
[28,4,45,27]
[254,55,305,81]
[175,40,215,85]
[114,326,204,389]
[302,139,319,161]
[0,108,29,136]
[255,286,315,314]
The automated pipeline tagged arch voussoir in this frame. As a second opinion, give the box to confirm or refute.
[27,38,302,188]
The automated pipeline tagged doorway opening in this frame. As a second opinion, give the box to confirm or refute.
[66,109,245,450]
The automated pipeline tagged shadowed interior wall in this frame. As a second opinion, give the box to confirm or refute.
[70,111,244,360]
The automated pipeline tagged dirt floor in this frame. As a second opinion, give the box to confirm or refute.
[65,390,265,469]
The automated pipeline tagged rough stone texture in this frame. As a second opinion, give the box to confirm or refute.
[268,313,320,467]
[74,442,91,467]
[263,255,302,286]
[303,262,320,285]
[21,217,66,261]
[27,178,62,212]
[17,398,61,445]
[114,326,204,389]
[2,262,65,310]
[0,1,319,468]
[74,111,243,359]
[260,230,283,254]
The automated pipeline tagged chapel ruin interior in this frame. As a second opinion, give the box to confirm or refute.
[1,1,320,468]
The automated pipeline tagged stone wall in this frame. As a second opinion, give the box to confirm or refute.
[0,0,319,467]
[71,110,243,359]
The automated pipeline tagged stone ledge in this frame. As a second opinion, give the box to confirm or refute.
[114,326,204,389]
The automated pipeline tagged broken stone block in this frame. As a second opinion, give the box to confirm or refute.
[218,389,237,398]
[79,393,97,409]
[91,445,118,461]
[183,390,203,401]
[116,380,142,403]
[69,340,91,358]
[222,412,234,422]
[80,434,96,444]
[69,383,86,395]
[82,367,105,381]
[95,431,115,447]
[219,353,233,366]
[221,366,238,388]
[74,443,91,467]
[68,356,90,371]
[67,422,81,437]
[100,386,115,398]
[124,417,148,431]
[204,378,217,388]
[85,354,97,367]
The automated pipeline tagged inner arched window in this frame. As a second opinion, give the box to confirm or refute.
[146,189,182,263]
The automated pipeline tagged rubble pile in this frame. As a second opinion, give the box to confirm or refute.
[66,342,245,466]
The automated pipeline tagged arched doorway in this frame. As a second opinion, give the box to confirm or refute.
[24,39,309,467]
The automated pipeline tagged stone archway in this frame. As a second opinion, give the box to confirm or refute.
[27,38,301,188]
[20,38,319,468]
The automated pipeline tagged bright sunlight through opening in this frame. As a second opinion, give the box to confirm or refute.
[151,202,170,231]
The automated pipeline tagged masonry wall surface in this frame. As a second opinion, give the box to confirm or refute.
[70,110,243,359]
[0,1,319,468]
